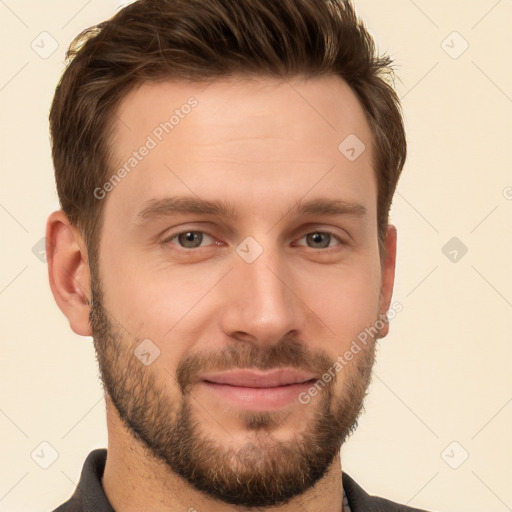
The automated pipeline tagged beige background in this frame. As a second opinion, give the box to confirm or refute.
[1,1,511,511]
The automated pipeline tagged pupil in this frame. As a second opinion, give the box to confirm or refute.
[179,231,202,247]
[308,232,329,248]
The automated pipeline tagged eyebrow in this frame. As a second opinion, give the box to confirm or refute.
[134,196,367,227]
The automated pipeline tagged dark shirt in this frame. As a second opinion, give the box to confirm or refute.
[53,449,432,511]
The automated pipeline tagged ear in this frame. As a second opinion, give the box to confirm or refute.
[46,210,92,336]
[378,224,397,338]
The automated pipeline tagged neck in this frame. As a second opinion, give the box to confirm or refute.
[101,397,345,512]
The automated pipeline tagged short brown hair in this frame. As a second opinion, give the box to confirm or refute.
[49,0,406,264]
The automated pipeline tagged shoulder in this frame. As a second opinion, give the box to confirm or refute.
[52,449,113,512]
[342,472,435,512]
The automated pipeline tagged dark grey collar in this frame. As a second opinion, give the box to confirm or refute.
[53,449,432,512]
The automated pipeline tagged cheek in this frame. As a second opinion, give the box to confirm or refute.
[298,261,381,341]
[99,242,223,343]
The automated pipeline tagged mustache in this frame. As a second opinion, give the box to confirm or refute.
[175,335,334,395]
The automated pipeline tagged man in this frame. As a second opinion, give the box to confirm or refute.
[46,0,433,510]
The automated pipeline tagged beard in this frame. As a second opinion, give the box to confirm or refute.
[89,270,378,508]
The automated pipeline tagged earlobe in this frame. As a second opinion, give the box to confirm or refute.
[46,210,92,336]
[378,224,397,339]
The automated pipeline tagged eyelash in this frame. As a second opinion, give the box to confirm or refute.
[163,230,345,250]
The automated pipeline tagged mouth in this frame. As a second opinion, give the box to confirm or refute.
[198,369,317,410]
[201,368,316,387]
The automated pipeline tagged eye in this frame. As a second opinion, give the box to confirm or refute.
[296,231,341,249]
[167,231,215,249]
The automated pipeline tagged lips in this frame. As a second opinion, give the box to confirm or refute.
[200,369,316,388]
[198,369,318,411]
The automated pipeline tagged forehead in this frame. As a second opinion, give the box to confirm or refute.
[106,75,376,223]
[112,74,372,153]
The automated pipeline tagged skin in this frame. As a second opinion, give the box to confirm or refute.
[46,74,396,511]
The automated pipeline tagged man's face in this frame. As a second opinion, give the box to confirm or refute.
[90,75,391,507]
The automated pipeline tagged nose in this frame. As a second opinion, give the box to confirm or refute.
[218,241,304,346]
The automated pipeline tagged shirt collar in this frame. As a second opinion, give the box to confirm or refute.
[57,449,356,512]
